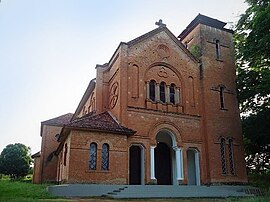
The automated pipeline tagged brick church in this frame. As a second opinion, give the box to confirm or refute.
[32,14,248,185]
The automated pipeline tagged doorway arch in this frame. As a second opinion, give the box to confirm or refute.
[187,148,200,185]
[129,145,145,185]
[154,129,178,185]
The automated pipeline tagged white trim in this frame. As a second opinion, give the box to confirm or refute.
[173,147,184,181]
[195,151,200,186]
[150,146,156,180]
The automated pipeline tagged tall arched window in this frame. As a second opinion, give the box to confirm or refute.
[215,40,221,59]
[149,80,156,101]
[160,82,166,103]
[101,143,109,170]
[170,84,176,104]
[228,139,235,175]
[220,138,227,174]
[220,86,225,109]
[89,143,97,170]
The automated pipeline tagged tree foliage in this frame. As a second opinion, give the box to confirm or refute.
[0,143,32,179]
[235,0,270,173]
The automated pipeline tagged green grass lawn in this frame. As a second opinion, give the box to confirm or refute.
[0,179,60,202]
[0,179,269,202]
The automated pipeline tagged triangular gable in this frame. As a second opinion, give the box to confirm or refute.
[126,26,199,63]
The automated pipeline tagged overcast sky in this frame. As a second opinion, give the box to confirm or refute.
[0,0,248,154]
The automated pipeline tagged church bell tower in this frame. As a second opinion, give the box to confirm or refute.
[179,14,247,184]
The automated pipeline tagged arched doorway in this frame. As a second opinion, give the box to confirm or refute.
[187,149,200,185]
[155,142,172,184]
[154,130,177,185]
[129,145,144,185]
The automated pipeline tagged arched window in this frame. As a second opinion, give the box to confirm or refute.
[101,143,109,170]
[220,86,225,109]
[170,84,176,104]
[89,143,97,170]
[220,138,227,174]
[160,82,166,103]
[228,139,235,175]
[149,80,156,101]
[215,40,221,59]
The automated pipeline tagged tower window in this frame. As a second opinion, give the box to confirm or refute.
[228,139,235,175]
[89,143,97,170]
[160,82,166,103]
[220,86,225,109]
[215,40,221,60]
[149,80,156,101]
[220,138,227,175]
[170,84,176,104]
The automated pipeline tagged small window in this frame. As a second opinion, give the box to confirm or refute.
[101,143,109,170]
[160,82,166,103]
[220,86,225,109]
[220,138,227,174]
[170,84,175,104]
[228,139,235,175]
[89,143,97,170]
[216,40,221,59]
[149,80,156,101]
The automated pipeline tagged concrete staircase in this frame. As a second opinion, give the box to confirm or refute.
[48,184,260,198]
[102,185,258,198]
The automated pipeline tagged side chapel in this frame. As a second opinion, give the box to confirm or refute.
[32,14,248,185]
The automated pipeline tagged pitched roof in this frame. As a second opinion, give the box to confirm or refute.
[71,78,96,121]
[65,111,135,135]
[31,151,41,158]
[178,14,234,40]
[41,113,73,126]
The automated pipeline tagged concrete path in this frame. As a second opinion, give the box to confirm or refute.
[48,184,260,198]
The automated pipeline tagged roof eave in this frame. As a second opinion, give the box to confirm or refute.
[71,79,96,121]
[65,125,136,136]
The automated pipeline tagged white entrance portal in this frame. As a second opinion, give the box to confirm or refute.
[187,149,200,185]
[150,129,183,185]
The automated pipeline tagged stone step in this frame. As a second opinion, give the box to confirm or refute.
[103,185,256,199]
[48,184,258,198]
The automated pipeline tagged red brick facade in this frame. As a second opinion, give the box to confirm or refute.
[33,14,248,185]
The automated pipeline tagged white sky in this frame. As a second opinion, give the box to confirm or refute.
[0,0,248,154]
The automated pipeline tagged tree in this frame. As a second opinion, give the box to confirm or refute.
[235,0,270,173]
[0,143,32,179]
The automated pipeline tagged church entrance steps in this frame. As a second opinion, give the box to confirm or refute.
[48,184,259,198]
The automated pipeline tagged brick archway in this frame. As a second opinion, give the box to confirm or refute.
[148,122,184,185]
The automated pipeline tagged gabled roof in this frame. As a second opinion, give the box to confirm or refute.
[178,14,234,40]
[55,111,135,155]
[125,26,199,63]
[66,111,135,135]
[41,113,73,127]
[71,78,96,121]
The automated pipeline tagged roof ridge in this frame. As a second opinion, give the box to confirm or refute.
[126,26,165,46]
[41,113,73,126]
[107,111,120,125]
